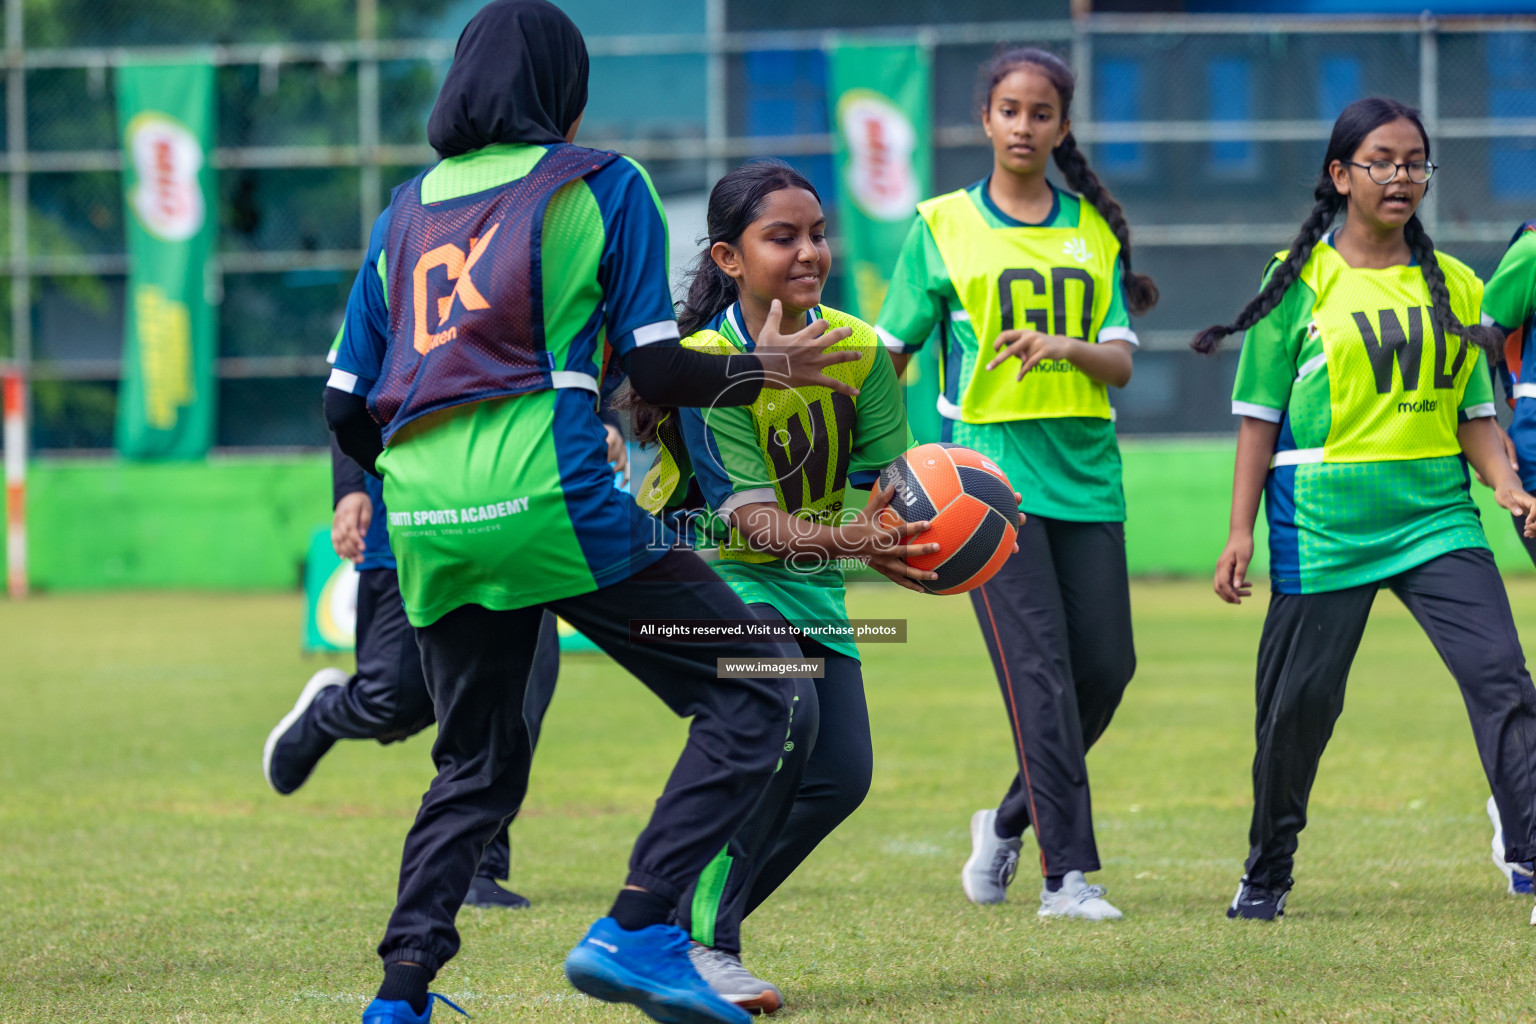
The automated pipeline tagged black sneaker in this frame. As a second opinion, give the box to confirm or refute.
[464,875,532,909]
[1227,877,1290,920]
[262,668,345,794]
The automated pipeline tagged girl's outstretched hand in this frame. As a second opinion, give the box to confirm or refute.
[844,483,939,593]
[1214,531,1255,604]
[1494,483,1536,538]
[757,299,860,396]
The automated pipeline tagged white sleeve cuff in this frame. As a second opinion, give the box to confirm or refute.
[630,320,682,347]
[1482,311,1501,328]
[874,325,913,353]
[716,487,779,522]
[1232,400,1283,422]
[1098,326,1139,347]
[1462,402,1498,420]
[327,368,365,394]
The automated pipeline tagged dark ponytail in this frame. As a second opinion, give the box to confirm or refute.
[623,159,822,445]
[978,47,1157,315]
[1194,96,1501,356]
[1191,187,1341,355]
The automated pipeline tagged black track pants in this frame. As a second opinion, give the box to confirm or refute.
[304,567,559,881]
[969,515,1136,877]
[677,604,872,954]
[378,550,797,974]
[1243,546,1536,889]
[1512,511,1536,568]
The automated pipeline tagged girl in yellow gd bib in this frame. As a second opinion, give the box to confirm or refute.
[1196,97,1536,923]
[878,48,1157,920]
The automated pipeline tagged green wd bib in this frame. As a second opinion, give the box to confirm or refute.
[919,189,1121,423]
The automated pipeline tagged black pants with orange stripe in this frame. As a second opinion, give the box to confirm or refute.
[970,515,1136,876]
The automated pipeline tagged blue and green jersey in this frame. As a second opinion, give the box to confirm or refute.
[1482,221,1536,491]
[1232,233,1494,594]
[329,142,678,626]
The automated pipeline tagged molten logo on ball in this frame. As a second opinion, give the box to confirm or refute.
[877,443,1021,595]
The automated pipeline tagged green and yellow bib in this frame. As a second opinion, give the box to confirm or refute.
[1282,242,1485,467]
[918,188,1122,423]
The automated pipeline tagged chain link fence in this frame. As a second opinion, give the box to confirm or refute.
[3,2,1535,449]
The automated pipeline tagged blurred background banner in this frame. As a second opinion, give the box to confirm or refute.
[829,39,931,322]
[114,61,216,459]
[303,525,356,652]
[828,39,941,443]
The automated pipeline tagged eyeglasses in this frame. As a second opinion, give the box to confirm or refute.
[1346,159,1437,185]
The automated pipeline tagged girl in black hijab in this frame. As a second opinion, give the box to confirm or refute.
[327,3,861,1023]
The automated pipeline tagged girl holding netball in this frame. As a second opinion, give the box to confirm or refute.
[877,47,1154,920]
[324,4,874,1022]
[629,159,951,1013]
[1198,96,1536,921]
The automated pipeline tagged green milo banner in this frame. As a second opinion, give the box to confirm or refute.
[303,527,357,653]
[115,62,218,460]
[827,40,939,444]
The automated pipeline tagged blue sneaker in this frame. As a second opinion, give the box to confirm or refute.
[565,917,751,1024]
[1227,877,1289,921]
[362,993,468,1023]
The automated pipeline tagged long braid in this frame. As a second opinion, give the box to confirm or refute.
[1052,132,1158,315]
[1403,214,1504,354]
[1191,191,1341,355]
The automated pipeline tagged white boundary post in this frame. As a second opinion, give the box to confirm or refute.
[3,367,25,598]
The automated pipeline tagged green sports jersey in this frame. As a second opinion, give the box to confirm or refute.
[330,142,680,625]
[1232,233,1496,594]
[1481,223,1536,491]
[876,178,1134,523]
[645,302,913,659]
[1482,226,1536,333]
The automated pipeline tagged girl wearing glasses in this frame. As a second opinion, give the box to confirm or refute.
[1196,96,1536,922]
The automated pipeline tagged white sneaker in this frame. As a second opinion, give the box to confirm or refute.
[1038,870,1123,921]
[1487,795,1535,896]
[687,943,783,1015]
[961,808,1022,905]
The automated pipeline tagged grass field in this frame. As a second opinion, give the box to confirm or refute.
[5,580,1536,1023]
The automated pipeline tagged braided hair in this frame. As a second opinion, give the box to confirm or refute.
[978,47,1158,315]
[1192,96,1502,355]
[622,160,822,444]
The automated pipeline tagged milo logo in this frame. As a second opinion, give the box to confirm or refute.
[126,112,205,242]
[837,90,919,222]
[314,560,359,649]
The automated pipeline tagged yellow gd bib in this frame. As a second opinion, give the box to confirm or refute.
[919,189,1120,423]
[1297,244,1485,463]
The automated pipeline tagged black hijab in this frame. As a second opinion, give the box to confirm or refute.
[427,0,589,158]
